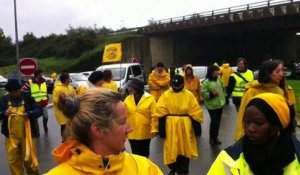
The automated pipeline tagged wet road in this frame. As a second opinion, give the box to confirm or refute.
[0,102,299,175]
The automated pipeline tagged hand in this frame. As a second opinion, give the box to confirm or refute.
[23,113,29,120]
[212,89,219,96]
[5,109,12,117]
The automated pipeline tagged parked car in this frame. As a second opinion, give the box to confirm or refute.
[291,62,300,79]
[96,63,145,98]
[69,73,88,89]
[179,65,238,82]
[80,71,93,78]
[254,66,292,79]
[0,75,8,88]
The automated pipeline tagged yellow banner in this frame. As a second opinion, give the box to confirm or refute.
[102,43,122,63]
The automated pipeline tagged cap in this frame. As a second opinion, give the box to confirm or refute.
[5,79,21,92]
[171,75,184,86]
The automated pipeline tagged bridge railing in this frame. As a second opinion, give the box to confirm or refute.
[153,0,300,25]
[107,0,300,35]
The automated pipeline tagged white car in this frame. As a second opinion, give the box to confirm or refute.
[0,75,8,87]
[96,63,145,98]
[96,63,144,89]
[69,73,88,89]
[80,71,93,78]
[254,67,291,79]
[178,66,207,82]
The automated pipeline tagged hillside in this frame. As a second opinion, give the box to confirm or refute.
[0,31,142,77]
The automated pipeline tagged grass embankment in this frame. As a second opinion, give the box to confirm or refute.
[287,80,300,117]
[0,32,141,77]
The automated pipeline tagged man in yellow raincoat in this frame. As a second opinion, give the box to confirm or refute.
[155,75,203,175]
[0,79,42,175]
[148,62,170,101]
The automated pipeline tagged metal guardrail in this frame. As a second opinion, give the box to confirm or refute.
[108,0,300,35]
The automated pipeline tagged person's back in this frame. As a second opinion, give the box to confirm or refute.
[220,62,233,87]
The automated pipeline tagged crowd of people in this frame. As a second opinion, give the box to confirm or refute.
[0,58,299,175]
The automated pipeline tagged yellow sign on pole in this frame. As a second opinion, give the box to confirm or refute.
[102,43,122,63]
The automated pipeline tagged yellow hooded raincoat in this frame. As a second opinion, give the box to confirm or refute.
[155,89,203,165]
[124,92,158,140]
[235,80,296,140]
[46,140,163,175]
[148,69,170,101]
[53,83,76,125]
[184,65,202,102]
[220,63,233,87]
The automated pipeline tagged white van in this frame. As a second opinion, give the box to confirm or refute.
[96,63,145,95]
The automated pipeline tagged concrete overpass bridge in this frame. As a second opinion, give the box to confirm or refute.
[119,0,300,72]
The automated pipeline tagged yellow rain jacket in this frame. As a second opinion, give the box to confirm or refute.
[148,69,170,101]
[208,137,300,175]
[102,81,119,92]
[235,80,296,140]
[46,140,163,175]
[184,75,202,102]
[220,63,233,87]
[53,83,76,125]
[124,92,158,140]
[76,81,97,96]
[155,89,203,165]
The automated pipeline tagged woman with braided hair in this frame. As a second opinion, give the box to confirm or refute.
[46,88,163,175]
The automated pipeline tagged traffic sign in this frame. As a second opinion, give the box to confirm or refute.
[19,58,37,76]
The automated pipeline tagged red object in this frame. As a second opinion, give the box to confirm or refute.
[19,58,37,76]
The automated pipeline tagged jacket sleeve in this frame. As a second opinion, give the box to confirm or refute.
[226,76,236,97]
[148,73,159,90]
[149,98,158,133]
[235,89,252,140]
[0,96,8,120]
[155,93,168,118]
[156,74,170,88]
[26,94,43,119]
[201,80,211,100]
[22,80,30,92]
[147,159,164,175]
[53,87,61,105]
[207,151,237,175]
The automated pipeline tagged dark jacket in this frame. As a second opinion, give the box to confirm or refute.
[225,135,300,161]
[0,92,42,137]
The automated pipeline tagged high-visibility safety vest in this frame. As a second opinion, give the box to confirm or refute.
[232,70,254,97]
[29,79,47,102]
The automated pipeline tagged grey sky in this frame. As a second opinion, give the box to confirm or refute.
[0,0,263,41]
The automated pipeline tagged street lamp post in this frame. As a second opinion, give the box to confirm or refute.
[14,0,19,65]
